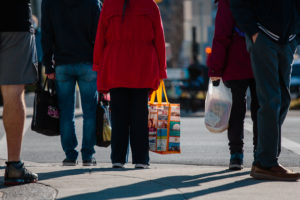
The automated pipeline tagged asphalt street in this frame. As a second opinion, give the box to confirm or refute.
[0,93,299,168]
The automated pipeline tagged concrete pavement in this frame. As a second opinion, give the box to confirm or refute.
[0,160,299,200]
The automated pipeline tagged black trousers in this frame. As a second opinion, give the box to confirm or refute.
[225,79,259,154]
[110,88,150,164]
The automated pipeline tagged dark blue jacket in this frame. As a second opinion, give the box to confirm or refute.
[230,0,300,44]
[42,0,101,74]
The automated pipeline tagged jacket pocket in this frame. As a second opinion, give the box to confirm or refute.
[245,34,253,53]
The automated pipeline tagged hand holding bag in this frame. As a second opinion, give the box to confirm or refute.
[204,80,232,133]
[96,93,111,147]
[31,78,60,136]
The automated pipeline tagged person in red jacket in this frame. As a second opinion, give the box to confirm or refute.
[93,0,167,169]
[207,0,259,170]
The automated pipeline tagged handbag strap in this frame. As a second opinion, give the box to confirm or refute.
[41,77,57,95]
[150,80,169,104]
[42,77,49,91]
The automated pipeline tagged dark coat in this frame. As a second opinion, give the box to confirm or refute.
[230,0,300,44]
[207,0,253,81]
[42,0,101,74]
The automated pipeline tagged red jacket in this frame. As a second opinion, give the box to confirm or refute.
[93,0,167,93]
[207,0,253,81]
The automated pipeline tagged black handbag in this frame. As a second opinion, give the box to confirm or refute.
[96,93,111,147]
[31,78,60,136]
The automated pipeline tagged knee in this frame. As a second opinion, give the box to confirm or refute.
[260,95,281,112]
[1,85,25,105]
[282,93,291,109]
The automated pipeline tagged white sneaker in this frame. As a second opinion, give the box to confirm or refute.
[112,163,124,168]
[135,164,150,169]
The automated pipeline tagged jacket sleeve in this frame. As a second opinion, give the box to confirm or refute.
[153,4,167,79]
[296,0,300,44]
[208,0,235,77]
[93,2,107,72]
[230,0,259,37]
[91,0,101,46]
[41,0,55,74]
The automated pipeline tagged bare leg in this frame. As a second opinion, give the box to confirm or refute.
[0,85,25,162]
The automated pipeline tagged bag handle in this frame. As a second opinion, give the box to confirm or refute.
[42,77,48,91]
[41,77,56,95]
[150,80,169,104]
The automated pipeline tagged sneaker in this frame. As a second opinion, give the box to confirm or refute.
[62,158,78,166]
[250,164,300,181]
[135,164,150,169]
[4,161,38,186]
[112,163,124,168]
[229,153,243,170]
[83,157,97,166]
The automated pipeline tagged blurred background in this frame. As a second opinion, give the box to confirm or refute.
[2,0,300,111]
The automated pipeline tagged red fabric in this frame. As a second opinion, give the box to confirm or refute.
[93,0,167,93]
[207,0,253,81]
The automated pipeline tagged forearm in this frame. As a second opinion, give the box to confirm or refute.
[41,0,55,74]
[93,7,106,71]
[208,0,235,77]
[91,0,101,45]
[153,7,167,79]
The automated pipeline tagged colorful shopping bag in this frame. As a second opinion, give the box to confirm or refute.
[148,80,181,154]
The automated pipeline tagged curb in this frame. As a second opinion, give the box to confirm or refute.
[0,183,57,200]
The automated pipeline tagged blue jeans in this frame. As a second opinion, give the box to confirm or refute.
[55,64,97,161]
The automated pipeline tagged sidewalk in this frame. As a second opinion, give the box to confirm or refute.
[0,160,299,200]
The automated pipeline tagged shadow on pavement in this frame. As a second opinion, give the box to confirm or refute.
[38,167,136,181]
[58,169,262,200]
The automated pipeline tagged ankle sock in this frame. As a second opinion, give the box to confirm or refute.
[230,153,244,160]
[6,161,23,168]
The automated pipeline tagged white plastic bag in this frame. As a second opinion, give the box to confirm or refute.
[205,80,232,133]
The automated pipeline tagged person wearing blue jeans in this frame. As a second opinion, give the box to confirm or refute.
[55,64,97,165]
[41,0,101,166]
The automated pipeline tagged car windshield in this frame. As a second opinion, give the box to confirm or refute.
[292,64,300,77]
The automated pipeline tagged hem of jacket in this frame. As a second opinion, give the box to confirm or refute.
[98,83,160,94]
[208,70,223,77]
[222,75,255,82]
[257,23,296,43]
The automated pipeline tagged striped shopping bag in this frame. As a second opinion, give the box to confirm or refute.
[148,80,181,154]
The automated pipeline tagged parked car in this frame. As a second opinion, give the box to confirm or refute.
[291,60,300,99]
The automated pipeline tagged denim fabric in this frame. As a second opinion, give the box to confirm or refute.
[55,64,97,161]
[224,79,259,155]
[246,33,296,168]
[110,88,150,165]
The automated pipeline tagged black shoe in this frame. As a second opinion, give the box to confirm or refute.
[4,161,38,186]
[62,158,78,166]
[83,157,97,166]
[229,153,243,170]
